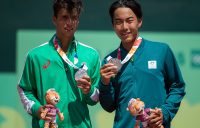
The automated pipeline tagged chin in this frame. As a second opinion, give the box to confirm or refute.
[120,34,131,41]
[122,38,133,44]
[63,32,74,37]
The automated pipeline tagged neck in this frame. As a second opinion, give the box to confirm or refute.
[123,39,137,51]
[122,34,138,51]
[57,35,73,52]
[122,42,132,51]
[61,39,70,52]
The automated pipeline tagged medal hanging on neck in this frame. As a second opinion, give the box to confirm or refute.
[74,63,88,80]
[74,43,78,64]
[107,36,142,72]
[107,57,122,72]
[72,43,88,80]
[53,36,88,79]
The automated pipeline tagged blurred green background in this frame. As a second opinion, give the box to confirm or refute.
[1,30,200,128]
[0,0,200,128]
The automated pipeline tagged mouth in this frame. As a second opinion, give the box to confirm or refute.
[54,99,59,103]
[64,27,74,32]
[121,32,131,37]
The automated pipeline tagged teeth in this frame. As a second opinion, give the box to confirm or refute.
[122,33,128,35]
[64,28,74,32]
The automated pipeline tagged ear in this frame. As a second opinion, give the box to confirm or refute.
[52,16,57,26]
[138,19,143,28]
[112,23,117,32]
[45,93,49,100]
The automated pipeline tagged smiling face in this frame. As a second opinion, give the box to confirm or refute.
[113,7,142,45]
[45,89,60,106]
[128,98,145,116]
[53,8,79,41]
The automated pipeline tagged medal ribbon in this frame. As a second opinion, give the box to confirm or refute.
[53,36,79,69]
[118,36,142,64]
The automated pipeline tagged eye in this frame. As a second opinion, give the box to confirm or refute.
[114,20,123,25]
[62,16,68,20]
[71,16,78,21]
[126,18,134,24]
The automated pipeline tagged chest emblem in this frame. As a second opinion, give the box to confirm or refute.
[148,60,157,69]
[43,60,50,69]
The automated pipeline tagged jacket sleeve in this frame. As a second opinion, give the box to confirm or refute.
[84,50,101,105]
[17,53,42,118]
[161,45,186,125]
[99,59,116,112]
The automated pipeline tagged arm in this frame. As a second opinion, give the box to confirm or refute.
[83,51,101,105]
[17,53,42,118]
[56,108,64,121]
[161,45,186,126]
[58,112,64,121]
[99,59,118,112]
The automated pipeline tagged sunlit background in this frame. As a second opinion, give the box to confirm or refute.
[0,0,200,128]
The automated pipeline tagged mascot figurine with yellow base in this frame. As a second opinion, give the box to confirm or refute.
[41,88,64,128]
[127,98,164,128]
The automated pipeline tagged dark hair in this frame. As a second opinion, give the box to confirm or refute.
[109,0,142,23]
[53,0,83,17]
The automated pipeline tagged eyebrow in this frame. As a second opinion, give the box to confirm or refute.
[114,16,134,21]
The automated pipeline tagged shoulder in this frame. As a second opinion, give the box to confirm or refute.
[26,42,51,58]
[142,38,170,52]
[143,38,169,48]
[78,41,99,56]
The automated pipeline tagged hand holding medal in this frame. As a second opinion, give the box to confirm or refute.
[100,60,119,85]
[53,37,92,94]
[76,73,91,94]
[75,64,91,94]
[75,68,88,81]
[108,58,122,72]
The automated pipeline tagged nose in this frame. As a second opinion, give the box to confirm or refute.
[65,18,73,26]
[65,18,78,29]
[122,22,128,30]
[64,19,75,30]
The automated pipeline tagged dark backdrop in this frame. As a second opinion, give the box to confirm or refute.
[1,0,200,72]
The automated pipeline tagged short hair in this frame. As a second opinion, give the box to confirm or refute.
[53,0,83,17]
[109,0,142,24]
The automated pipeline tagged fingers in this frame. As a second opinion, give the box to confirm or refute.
[76,76,91,94]
[148,108,163,128]
[38,106,46,119]
[100,63,118,85]
[148,116,162,128]
[101,63,118,74]
[45,112,56,120]
[44,104,54,108]
[38,106,54,121]
[76,75,91,85]
[101,71,116,79]
[43,114,53,121]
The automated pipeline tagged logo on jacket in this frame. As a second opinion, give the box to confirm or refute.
[43,60,50,69]
[148,60,157,69]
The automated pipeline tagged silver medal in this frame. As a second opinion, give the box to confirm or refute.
[108,58,122,71]
[75,68,87,80]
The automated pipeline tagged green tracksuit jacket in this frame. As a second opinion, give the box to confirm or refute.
[17,34,100,128]
[99,38,185,128]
